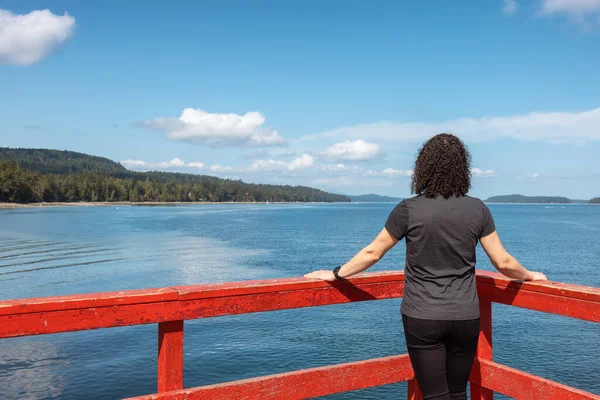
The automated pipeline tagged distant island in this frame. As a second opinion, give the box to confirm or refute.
[0,148,349,204]
[348,193,599,204]
[485,194,593,204]
[348,194,403,203]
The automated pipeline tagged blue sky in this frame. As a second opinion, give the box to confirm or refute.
[1,0,599,199]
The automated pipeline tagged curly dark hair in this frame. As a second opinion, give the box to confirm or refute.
[410,133,472,198]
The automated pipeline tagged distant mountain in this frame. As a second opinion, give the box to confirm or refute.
[571,199,589,204]
[348,194,403,203]
[590,198,600,204]
[0,148,127,174]
[0,148,350,204]
[486,194,573,204]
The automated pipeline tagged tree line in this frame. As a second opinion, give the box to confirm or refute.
[0,148,127,175]
[486,194,572,204]
[0,161,349,203]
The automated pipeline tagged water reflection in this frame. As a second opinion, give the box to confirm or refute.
[157,234,270,284]
[0,339,68,399]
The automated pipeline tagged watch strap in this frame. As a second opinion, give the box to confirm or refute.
[333,266,345,280]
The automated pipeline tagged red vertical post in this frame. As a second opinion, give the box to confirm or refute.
[471,298,493,400]
[158,320,184,392]
[408,378,423,400]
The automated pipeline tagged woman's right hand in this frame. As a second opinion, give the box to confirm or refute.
[527,271,547,281]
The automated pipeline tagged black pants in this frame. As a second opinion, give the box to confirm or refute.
[402,315,480,400]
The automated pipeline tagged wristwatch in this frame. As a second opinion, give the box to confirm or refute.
[333,266,345,280]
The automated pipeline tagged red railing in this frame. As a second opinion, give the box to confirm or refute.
[1,271,599,399]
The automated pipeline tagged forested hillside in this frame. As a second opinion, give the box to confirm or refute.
[0,149,349,203]
[0,148,128,174]
[486,194,572,204]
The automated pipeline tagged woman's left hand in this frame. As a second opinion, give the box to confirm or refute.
[304,270,336,281]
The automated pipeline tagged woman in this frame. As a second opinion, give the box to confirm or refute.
[304,133,546,400]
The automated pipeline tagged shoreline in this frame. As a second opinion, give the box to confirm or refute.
[0,201,350,209]
[1,201,597,209]
[485,202,594,205]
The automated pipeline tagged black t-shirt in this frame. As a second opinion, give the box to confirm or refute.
[385,195,496,320]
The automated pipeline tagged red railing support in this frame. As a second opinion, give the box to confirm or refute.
[1,271,598,399]
[408,378,423,400]
[128,354,416,400]
[158,320,184,392]
[471,297,493,400]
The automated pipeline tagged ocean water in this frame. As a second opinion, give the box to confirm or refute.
[0,203,598,399]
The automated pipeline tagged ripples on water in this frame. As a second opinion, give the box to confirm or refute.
[0,204,598,399]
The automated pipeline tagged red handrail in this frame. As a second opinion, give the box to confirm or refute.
[0,271,599,399]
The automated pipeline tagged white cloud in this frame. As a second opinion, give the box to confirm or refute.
[517,172,541,180]
[503,0,519,15]
[0,9,75,65]
[302,106,600,145]
[123,154,315,177]
[517,172,545,181]
[139,108,285,147]
[471,168,497,177]
[539,0,600,19]
[250,130,285,146]
[322,163,348,174]
[288,153,315,170]
[363,168,413,178]
[250,153,314,173]
[321,139,381,161]
[120,158,205,171]
[249,159,289,173]
[169,157,184,167]
[209,164,238,173]
[321,163,364,176]
[382,168,414,177]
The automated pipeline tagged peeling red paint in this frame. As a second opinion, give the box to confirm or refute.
[0,287,179,316]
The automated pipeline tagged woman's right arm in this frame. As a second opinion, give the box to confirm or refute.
[480,231,547,281]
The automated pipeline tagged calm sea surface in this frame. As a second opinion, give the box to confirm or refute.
[0,203,598,399]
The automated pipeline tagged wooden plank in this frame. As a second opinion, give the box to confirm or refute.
[478,283,600,323]
[476,271,600,303]
[0,281,404,338]
[125,354,415,400]
[471,298,493,400]
[173,271,405,301]
[0,288,179,316]
[158,321,184,392]
[0,271,597,338]
[0,271,404,316]
[470,358,600,400]
[0,270,597,319]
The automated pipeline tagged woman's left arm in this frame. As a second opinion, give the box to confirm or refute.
[304,227,399,282]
